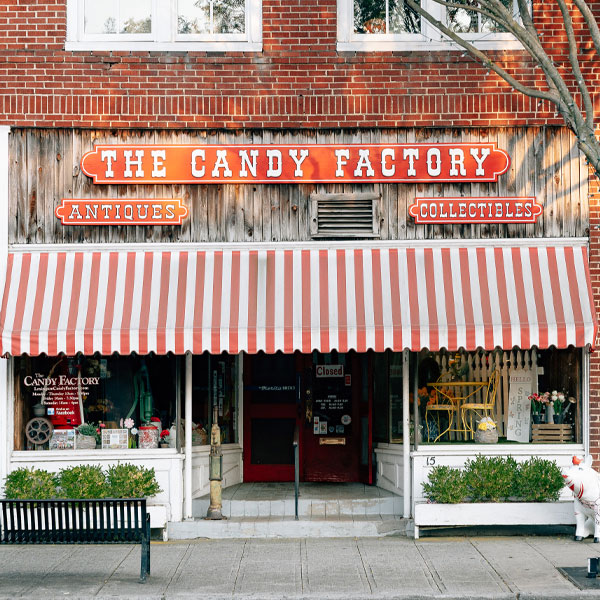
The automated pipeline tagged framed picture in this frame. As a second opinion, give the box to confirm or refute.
[101,428,129,449]
[49,429,75,450]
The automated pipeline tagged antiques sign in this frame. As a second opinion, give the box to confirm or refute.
[55,198,188,225]
[506,369,533,443]
[409,197,543,224]
[81,143,510,184]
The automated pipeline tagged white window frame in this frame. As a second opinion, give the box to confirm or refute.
[338,0,524,52]
[65,0,262,52]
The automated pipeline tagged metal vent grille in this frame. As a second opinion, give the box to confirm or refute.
[310,193,380,238]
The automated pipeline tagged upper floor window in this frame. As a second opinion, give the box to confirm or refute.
[338,0,523,51]
[66,0,262,52]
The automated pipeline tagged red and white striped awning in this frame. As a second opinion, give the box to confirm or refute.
[0,244,596,356]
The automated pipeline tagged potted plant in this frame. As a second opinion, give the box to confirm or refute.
[76,422,100,449]
[528,392,550,423]
[414,455,571,538]
[159,429,171,448]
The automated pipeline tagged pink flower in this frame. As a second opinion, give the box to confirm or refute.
[124,418,134,429]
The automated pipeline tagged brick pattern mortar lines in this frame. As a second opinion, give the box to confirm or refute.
[0,0,597,129]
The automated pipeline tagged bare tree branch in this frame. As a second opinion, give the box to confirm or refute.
[571,0,600,62]
[400,0,600,175]
[555,0,594,128]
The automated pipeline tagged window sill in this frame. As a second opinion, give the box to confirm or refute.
[64,41,262,53]
[337,39,524,52]
[11,448,184,461]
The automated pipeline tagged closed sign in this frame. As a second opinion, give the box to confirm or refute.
[315,365,344,378]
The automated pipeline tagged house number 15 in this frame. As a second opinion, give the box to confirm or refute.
[426,456,436,466]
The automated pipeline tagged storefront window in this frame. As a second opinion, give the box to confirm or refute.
[14,354,178,451]
[417,347,583,445]
[373,351,403,444]
[14,353,238,451]
[189,353,238,445]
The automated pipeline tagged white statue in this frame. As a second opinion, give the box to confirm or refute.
[563,455,600,542]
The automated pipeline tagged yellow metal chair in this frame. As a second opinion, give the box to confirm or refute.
[460,369,500,439]
[424,386,458,443]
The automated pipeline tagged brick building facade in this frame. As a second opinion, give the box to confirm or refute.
[0,0,598,531]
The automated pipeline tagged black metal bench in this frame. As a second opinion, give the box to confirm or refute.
[0,498,150,583]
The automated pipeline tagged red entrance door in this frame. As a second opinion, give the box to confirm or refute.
[243,352,301,482]
[302,352,363,482]
[243,351,372,483]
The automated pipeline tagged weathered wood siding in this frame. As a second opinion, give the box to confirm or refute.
[9,127,588,245]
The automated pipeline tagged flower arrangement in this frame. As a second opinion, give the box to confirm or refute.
[528,392,550,415]
[159,429,171,444]
[550,390,566,413]
[477,417,496,432]
[121,418,138,448]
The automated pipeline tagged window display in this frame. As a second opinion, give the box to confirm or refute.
[14,354,178,451]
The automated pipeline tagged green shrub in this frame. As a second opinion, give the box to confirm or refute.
[422,465,467,503]
[58,465,108,499]
[516,457,565,502]
[3,467,58,499]
[463,455,519,502]
[106,463,162,498]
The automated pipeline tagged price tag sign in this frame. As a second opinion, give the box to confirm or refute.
[506,370,533,443]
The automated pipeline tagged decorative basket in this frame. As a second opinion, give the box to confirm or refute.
[475,428,498,444]
[76,433,97,449]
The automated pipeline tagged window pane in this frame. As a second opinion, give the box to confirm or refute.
[84,0,151,35]
[353,0,420,34]
[481,0,510,32]
[119,0,152,34]
[446,0,479,33]
[84,0,117,34]
[178,0,211,34]
[178,0,246,34]
[214,0,246,33]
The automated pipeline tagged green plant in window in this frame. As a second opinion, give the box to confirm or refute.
[77,422,100,444]
[106,463,162,499]
[516,457,565,502]
[422,465,467,503]
[3,467,58,499]
[57,465,108,499]
[463,455,519,502]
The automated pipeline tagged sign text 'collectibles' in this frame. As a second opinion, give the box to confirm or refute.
[81,143,510,184]
[409,197,543,224]
[55,199,188,225]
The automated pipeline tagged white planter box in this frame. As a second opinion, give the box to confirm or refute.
[413,501,576,539]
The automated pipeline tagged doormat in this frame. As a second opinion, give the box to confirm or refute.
[558,567,600,590]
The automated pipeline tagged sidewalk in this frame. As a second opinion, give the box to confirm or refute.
[1,534,600,599]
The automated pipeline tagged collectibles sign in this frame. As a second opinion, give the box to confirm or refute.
[409,197,543,224]
[80,143,510,184]
[55,198,188,225]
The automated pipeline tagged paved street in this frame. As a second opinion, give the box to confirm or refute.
[1,534,600,599]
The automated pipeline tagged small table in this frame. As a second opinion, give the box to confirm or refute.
[426,380,489,442]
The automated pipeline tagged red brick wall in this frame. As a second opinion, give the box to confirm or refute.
[0,0,597,129]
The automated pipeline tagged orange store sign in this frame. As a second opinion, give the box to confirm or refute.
[80,143,510,184]
[55,199,188,225]
[409,197,543,224]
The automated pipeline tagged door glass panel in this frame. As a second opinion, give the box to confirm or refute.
[250,418,295,464]
[247,352,296,404]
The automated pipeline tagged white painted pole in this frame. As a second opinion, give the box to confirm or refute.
[184,352,193,519]
[402,348,411,518]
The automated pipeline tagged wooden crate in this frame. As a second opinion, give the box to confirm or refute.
[531,424,573,443]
